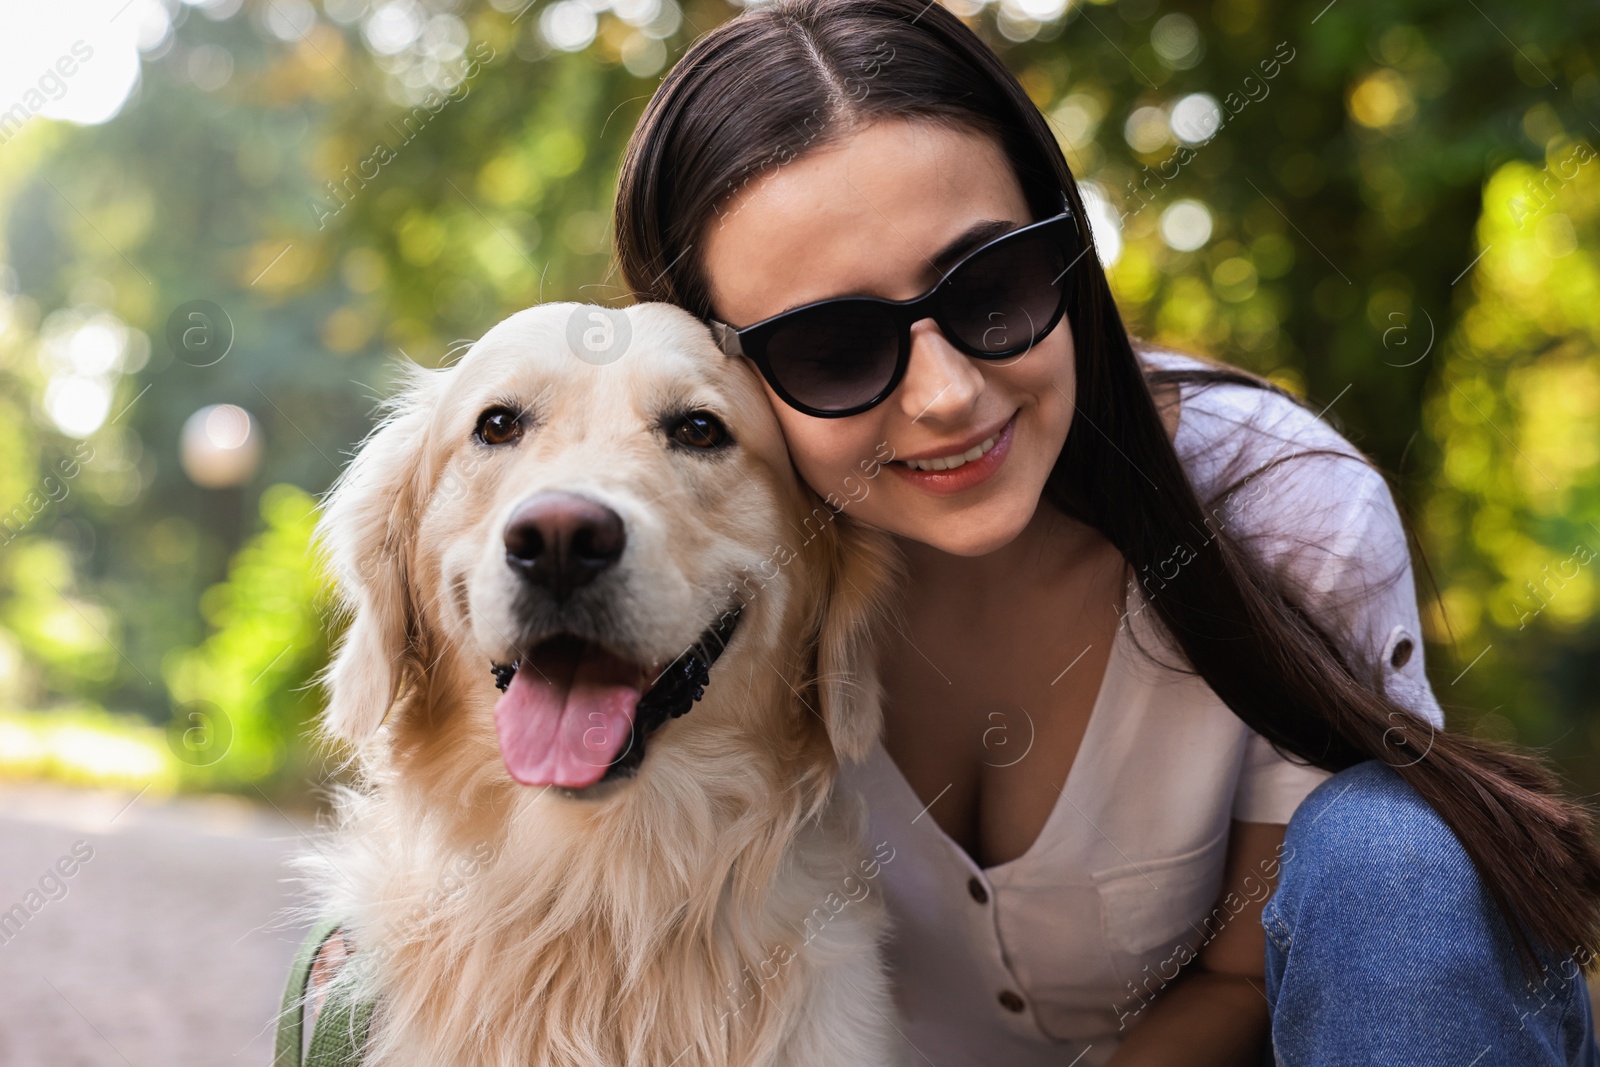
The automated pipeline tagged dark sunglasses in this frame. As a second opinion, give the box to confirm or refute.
[707,207,1081,418]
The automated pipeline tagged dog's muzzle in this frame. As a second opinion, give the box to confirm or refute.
[489,605,743,798]
[486,495,748,799]
[487,491,745,798]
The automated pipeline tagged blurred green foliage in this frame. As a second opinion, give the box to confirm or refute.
[0,0,1595,797]
[162,483,330,787]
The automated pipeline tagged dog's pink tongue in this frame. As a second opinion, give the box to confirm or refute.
[493,638,643,789]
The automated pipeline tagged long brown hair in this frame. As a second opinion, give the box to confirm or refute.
[610,0,1600,976]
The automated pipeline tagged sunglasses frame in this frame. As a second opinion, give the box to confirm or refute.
[706,206,1081,419]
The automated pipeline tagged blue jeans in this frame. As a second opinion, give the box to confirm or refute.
[1261,759,1599,1066]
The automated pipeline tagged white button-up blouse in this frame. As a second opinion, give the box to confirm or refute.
[838,348,1447,1066]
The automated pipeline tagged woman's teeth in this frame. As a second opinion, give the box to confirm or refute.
[900,432,1000,472]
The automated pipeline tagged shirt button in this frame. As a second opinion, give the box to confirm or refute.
[998,989,1026,1013]
[967,876,989,904]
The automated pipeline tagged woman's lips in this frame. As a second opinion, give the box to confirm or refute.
[886,411,1017,496]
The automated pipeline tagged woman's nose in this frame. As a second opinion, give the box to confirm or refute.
[896,318,984,424]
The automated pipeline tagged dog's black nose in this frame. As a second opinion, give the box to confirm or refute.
[504,492,626,599]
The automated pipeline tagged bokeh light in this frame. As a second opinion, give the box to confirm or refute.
[1160,199,1214,252]
[1170,93,1222,145]
[180,404,262,489]
[1079,181,1123,267]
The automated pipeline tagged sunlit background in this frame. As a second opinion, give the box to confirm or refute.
[0,0,1596,1060]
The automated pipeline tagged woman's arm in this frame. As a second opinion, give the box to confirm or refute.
[1105,821,1284,1067]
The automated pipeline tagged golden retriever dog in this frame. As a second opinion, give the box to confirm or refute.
[288,302,910,1066]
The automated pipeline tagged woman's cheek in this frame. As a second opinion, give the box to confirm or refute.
[996,328,1072,388]
[1037,329,1077,385]
[797,441,884,509]
[776,409,885,494]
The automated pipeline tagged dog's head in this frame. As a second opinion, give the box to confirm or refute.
[317,302,898,798]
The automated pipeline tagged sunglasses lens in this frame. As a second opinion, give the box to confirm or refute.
[941,228,1069,355]
[763,302,900,414]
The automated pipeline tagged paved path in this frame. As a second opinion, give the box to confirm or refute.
[0,782,318,1067]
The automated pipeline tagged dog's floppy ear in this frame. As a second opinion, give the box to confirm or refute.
[812,517,905,765]
[316,368,444,746]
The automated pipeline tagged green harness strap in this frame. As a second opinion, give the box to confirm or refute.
[274,919,376,1067]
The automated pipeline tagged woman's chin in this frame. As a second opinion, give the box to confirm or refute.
[885,512,1035,559]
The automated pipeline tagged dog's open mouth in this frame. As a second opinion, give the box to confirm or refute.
[492,636,652,789]
[490,604,742,793]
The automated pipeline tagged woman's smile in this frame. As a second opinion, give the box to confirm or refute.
[886,409,1017,495]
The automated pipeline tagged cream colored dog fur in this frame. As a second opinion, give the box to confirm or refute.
[290,302,910,1066]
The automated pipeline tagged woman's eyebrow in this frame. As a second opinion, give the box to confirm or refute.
[752,217,1022,320]
[929,218,1017,272]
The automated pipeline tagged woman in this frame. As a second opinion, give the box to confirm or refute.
[610,0,1600,1063]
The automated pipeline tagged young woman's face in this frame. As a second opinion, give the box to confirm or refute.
[700,118,1075,558]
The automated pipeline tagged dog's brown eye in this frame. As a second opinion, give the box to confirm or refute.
[668,411,728,450]
[475,407,524,446]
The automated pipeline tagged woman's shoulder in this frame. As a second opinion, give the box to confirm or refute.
[1134,344,1416,626]
[1134,346,1445,737]
[1135,344,1378,507]
[1134,347,1442,729]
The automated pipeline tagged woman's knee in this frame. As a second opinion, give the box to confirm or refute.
[1269,759,1490,960]
[1263,761,1600,1063]
[1284,760,1468,881]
